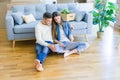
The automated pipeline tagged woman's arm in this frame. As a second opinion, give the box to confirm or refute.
[66,22,74,42]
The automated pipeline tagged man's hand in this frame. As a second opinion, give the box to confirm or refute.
[48,44,56,52]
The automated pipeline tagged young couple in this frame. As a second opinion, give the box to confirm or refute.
[34,12,89,71]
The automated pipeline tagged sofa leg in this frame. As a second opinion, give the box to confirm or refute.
[84,34,88,42]
[12,40,16,48]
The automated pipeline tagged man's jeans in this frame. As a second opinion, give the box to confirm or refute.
[35,41,53,64]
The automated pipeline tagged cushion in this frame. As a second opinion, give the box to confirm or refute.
[46,4,57,13]
[12,5,24,12]
[69,21,87,30]
[75,11,86,22]
[70,9,86,22]
[57,4,68,12]
[67,3,77,10]
[22,14,36,24]
[14,20,39,34]
[12,12,23,25]
[35,4,46,20]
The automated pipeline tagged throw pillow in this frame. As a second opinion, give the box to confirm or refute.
[12,12,23,25]
[70,9,86,22]
[22,14,36,24]
[75,11,86,22]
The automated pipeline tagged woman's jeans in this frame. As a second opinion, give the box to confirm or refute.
[63,41,89,52]
[35,41,53,64]
[55,41,89,53]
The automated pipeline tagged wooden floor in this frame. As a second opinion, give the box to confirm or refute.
[1,27,120,80]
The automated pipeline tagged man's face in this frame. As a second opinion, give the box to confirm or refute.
[44,18,52,25]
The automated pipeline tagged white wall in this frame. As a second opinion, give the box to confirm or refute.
[77,3,94,13]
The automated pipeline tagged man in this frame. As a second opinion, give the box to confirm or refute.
[34,12,55,72]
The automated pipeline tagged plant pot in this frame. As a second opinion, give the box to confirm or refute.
[97,31,104,38]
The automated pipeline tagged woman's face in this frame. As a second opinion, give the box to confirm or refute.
[54,16,61,24]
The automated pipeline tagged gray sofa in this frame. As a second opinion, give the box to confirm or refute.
[6,3,92,48]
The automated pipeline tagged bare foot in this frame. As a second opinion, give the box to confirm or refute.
[34,59,43,72]
[64,51,73,57]
[64,49,79,57]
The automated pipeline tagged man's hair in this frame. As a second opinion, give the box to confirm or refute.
[43,12,52,19]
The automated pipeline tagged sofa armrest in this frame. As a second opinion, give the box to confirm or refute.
[6,11,15,40]
[83,13,93,34]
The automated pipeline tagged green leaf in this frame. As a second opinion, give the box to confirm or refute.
[107,9,113,15]
[61,9,70,14]
[90,0,117,32]
[93,18,99,25]
[108,2,118,10]
[91,11,99,17]
[95,3,105,10]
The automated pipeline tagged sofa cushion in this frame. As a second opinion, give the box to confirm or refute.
[67,3,78,10]
[57,4,68,12]
[70,9,86,22]
[12,5,24,12]
[75,11,86,22]
[24,5,36,18]
[69,21,87,30]
[22,14,36,24]
[46,4,57,13]
[12,4,46,20]
[14,20,39,34]
[11,12,23,25]
[35,4,46,20]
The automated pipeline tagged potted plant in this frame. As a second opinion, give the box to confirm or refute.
[90,0,118,38]
[60,9,75,21]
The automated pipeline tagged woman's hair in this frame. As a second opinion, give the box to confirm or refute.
[52,12,63,43]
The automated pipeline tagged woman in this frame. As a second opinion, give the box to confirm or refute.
[52,12,89,57]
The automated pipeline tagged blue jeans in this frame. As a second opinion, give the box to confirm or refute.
[54,41,89,53]
[63,41,89,52]
[35,41,53,64]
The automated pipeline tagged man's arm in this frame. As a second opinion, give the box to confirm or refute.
[35,25,49,46]
[35,25,56,51]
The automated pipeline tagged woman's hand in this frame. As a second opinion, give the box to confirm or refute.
[54,40,64,47]
[70,24,74,30]
[58,42,64,47]
[70,35,74,42]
